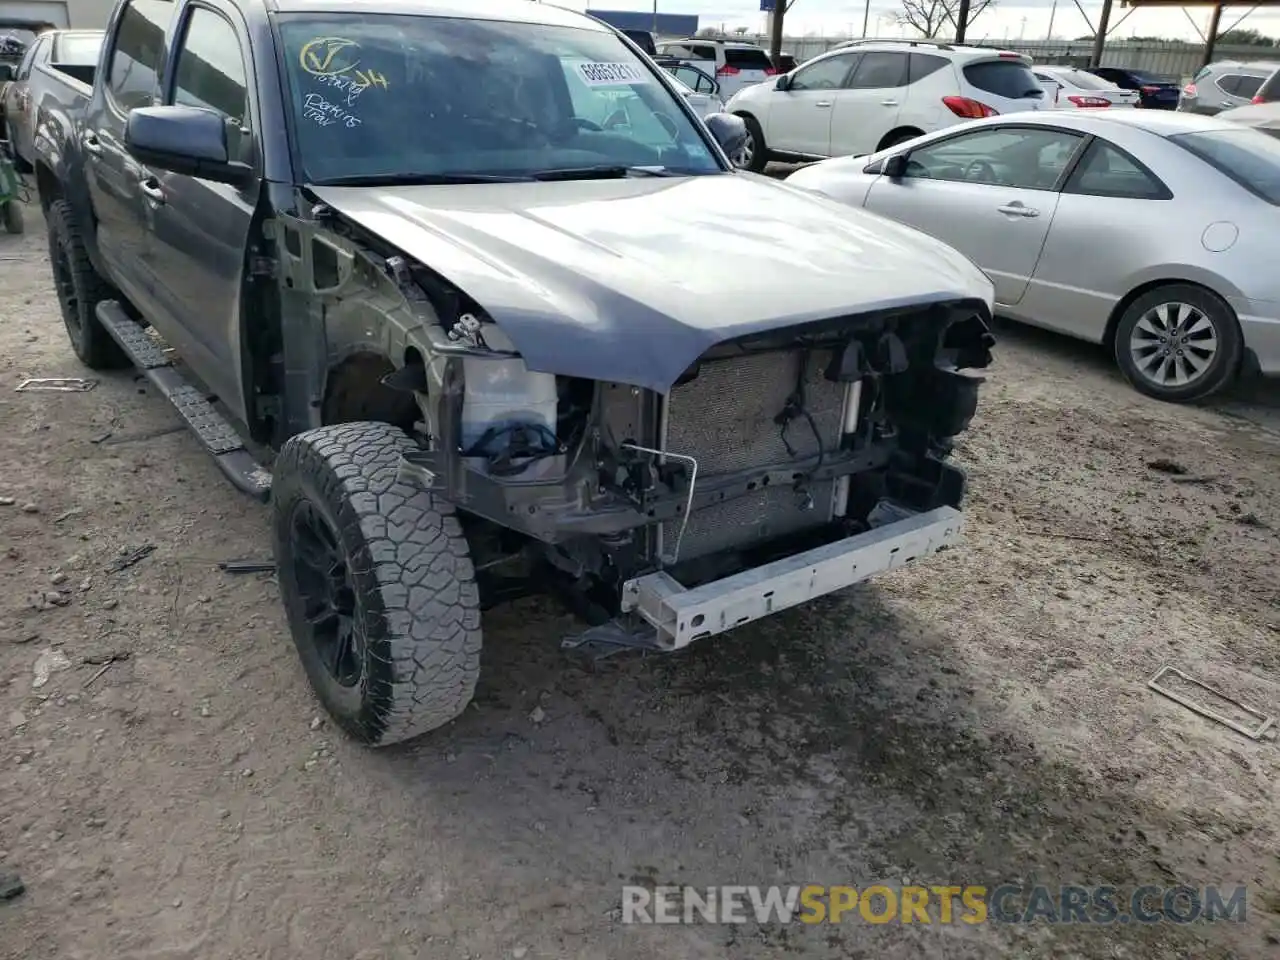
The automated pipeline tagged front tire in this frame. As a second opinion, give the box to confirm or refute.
[738,114,768,173]
[272,422,483,747]
[46,200,129,369]
[1113,284,1242,402]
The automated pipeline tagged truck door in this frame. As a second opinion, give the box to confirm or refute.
[84,0,172,317]
[144,0,257,425]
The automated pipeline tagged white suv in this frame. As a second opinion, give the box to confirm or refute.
[725,40,1047,171]
[653,38,778,100]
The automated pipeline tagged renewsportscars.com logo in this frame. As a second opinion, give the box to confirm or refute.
[621,884,1248,925]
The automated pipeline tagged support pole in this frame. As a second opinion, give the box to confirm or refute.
[1090,0,1113,67]
[769,0,784,59]
[1203,3,1225,68]
[955,0,971,42]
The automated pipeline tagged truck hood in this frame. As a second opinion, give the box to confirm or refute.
[311,173,993,392]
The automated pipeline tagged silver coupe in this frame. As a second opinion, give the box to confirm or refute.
[785,110,1280,402]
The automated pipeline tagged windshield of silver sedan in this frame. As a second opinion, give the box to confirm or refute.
[277,15,724,184]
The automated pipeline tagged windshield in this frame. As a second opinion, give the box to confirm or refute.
[277,15,722,184]
[55,34,102,66]
[1170,128,1280,205]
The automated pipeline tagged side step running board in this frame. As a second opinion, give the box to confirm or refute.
[96,301,272,502]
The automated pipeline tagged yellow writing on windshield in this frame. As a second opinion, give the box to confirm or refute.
[298,37,391,92]
[299,37,360,77]
[353,68,388,90]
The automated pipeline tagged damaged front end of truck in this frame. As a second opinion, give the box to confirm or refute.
[267,188,995,656]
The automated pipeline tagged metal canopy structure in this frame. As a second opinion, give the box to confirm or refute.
[952,0,1280,69]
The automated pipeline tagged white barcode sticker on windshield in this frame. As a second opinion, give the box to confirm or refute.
[574,61,650,86]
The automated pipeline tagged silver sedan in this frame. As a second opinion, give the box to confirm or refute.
[785,110,1280,402]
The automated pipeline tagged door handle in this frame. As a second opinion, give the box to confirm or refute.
[82,133,103,156]
[997,202,1039,218]
[1221,100,1234,108]
[880,99,899,106]
[138,178,166,205]
[814,100,832,108]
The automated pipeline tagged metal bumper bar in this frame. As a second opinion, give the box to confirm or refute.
[620,506,963,650]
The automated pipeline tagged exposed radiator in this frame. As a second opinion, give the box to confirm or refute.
[662,349,847,562]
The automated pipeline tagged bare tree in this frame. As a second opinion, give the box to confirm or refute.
[898,0,995,39]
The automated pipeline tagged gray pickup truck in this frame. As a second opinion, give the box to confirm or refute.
[34,0,995,747]
[1,27,102,169]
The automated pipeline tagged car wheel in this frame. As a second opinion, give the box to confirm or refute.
[878,128,923,151]
[1114,284,1243,402]
[737,114,768,173]
[5,123,32,173]
[46,200,130,369]
[1,199,21,234]
[272,421,483,747]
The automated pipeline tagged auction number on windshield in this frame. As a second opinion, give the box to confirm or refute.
[573,61,651,86]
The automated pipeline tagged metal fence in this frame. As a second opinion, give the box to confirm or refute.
[714,35,1279,83]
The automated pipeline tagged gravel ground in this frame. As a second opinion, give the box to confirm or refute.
[2,200,1279,959]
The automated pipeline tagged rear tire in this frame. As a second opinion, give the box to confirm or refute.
[738,114,769,173]
[1113,284,1242,403]
[46,199,129,369]
[878,128,924,151]
[5,123,32,173]
[272,422,483,747]
[2,200,20,234]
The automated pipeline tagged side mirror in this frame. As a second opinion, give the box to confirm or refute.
[125,105,252,186]
[703,112,748,159]
[883,154,909,179]
[774,74,791,92]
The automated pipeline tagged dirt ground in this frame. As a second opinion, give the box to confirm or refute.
[2,199,1279,960]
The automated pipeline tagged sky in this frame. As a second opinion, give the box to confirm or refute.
[561,1,1280,44]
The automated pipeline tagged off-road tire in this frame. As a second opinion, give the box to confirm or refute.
[1113,284,1242,403]
[1,199,21,234]
[739,114,769,173]
[46,200,129,369]
[272,421,482,746]
[5,122,32,173]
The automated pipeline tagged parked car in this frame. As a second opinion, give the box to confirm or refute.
[1088,66,1180,109]
[1179,60,1280,115]
[1248,64,1280,104]
[726,41,1047,172]
[1034,65,1138,110]
[1,28,102,170]
[773,52,798,73]
[1218,99,1280,138]
[33,0,995,746]
[653,38,777,99]
[786,110,1280,403]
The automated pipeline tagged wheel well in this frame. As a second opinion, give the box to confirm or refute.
[321,352,418,431]
[1102,279,1235,349]
[876,127,924,152]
